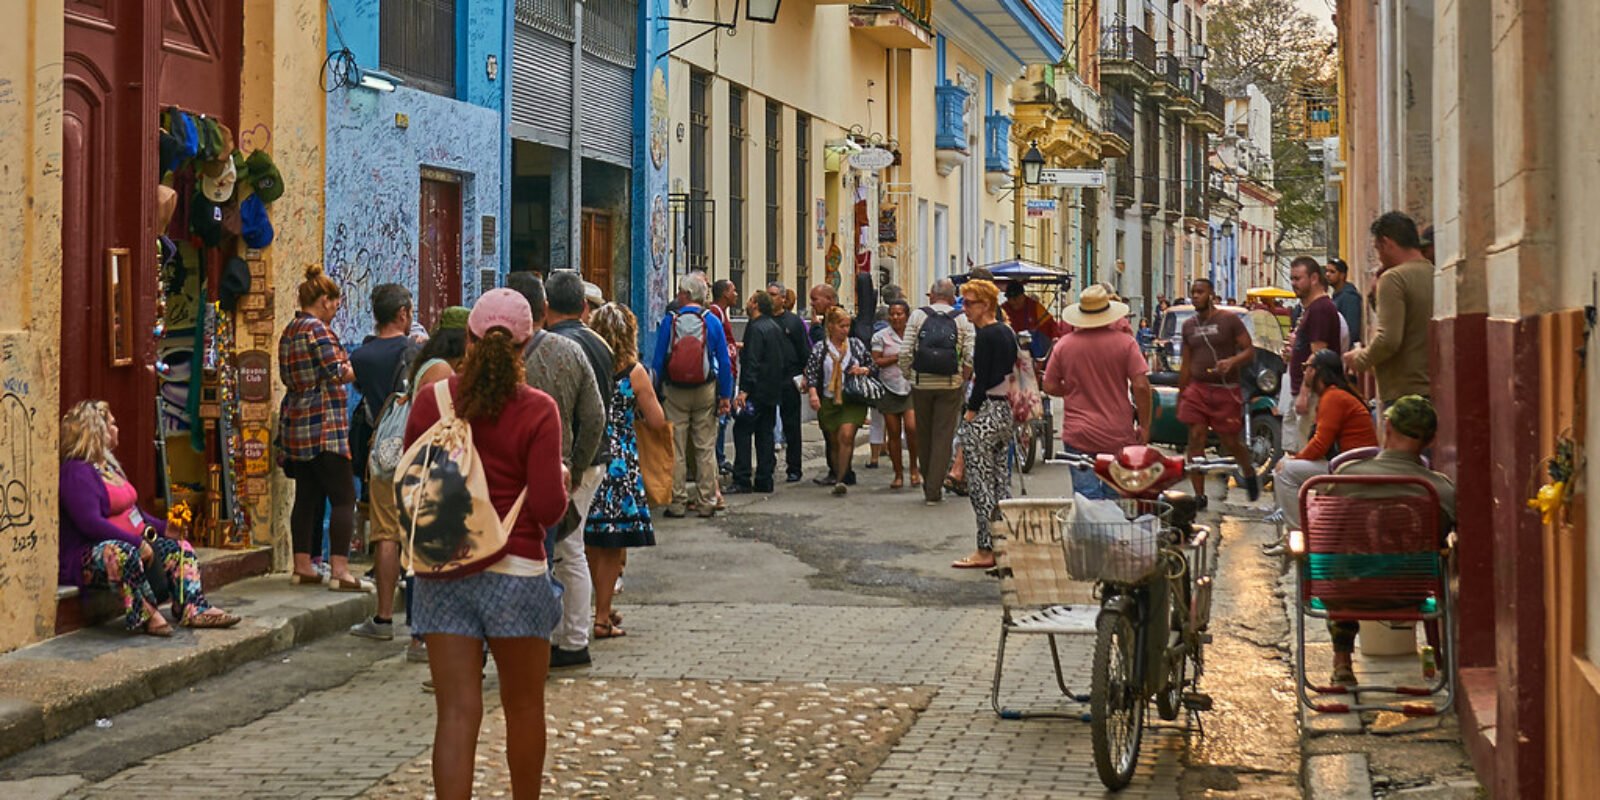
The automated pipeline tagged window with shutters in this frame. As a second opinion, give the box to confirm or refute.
[765,100,782,286]
[688,69,711,272]
[728,86,748,291]
[796,114,811,289]
[381,0,457,97]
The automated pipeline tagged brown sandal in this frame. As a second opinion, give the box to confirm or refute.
[609,610,623,627]
[593,621,627,639]
[143,620,174,638]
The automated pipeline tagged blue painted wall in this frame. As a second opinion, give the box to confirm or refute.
[633,0,673,348]
[323,0,509,344]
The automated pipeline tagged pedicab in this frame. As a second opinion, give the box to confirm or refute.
[1148,305,1287,473]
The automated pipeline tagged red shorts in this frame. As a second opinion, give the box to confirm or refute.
[1177,382,1244,436]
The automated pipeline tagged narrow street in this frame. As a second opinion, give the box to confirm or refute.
[0,436,1306,799]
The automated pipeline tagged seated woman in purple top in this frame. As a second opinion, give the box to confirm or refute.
[58,401,239,636]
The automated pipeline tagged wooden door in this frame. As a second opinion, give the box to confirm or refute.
[418,176,463,331]
[63,0,157,497]
[1140,230,1154,321]
[1543,311,1600,799]
[581,210,614,301]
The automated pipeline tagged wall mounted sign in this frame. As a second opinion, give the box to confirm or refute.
[1037,168,1107,188]
[849,147,896,171]
[1026,199,1059,218]
[237,350,271,403]
[242,427,271,476]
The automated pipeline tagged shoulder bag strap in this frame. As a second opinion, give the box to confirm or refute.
[432,377,456,423]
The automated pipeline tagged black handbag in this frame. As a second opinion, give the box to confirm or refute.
[843,373,888,406]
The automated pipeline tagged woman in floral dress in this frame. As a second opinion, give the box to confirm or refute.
[584,303,667,638]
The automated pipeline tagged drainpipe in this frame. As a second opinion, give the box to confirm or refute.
[570,0,585,271]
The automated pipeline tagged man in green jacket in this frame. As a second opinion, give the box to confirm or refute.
[1344,212,1434,425]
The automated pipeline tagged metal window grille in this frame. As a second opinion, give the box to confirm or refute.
[728,86,747,290]
[380,0,457,96]
[765,100,782,286]
[795,114,811,288]
[688,70,711,273]
[515,0,575,38]
[582,0,637,67]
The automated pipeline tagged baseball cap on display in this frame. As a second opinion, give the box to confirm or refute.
[200,155,237,203]
[242,150,285,203]
[239,194,274,248]
[219,256,253,312]
[188,191,224,247]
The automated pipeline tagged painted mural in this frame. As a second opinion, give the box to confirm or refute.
[324,86,502,343]
[634,0,673,331]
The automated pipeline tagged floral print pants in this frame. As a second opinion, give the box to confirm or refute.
[82,537,212,629]
[962,398,1014,552]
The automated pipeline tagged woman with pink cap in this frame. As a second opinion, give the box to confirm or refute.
[402,288,570,800]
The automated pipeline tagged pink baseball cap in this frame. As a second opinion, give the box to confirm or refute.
[467,288,535,344]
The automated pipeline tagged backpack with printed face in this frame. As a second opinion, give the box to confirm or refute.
[911,307,961,376]
[393,380,527,577]
[665,308,713,385]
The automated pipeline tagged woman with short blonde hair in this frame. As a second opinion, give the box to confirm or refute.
[58,401,239,635]
[952,279,1017,570]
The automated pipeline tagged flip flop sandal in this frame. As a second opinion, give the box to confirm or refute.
[943,477,969,497]
[609,610,623,627]
[951,557,996,570]
[289,572,324,585]
[890,477,904,489]
[144,621,175,638]
[328,576,375,593]
[594,621,628,639]
[184,611,241,629]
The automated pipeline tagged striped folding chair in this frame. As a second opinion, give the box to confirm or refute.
[1290,474,1456,716]
[990,498,1100,720]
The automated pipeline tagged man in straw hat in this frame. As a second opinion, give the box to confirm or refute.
[1042,284,1152,500]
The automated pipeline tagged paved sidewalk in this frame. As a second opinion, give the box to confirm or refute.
[0,575,374,761]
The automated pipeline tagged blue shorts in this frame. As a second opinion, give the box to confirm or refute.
[1062,445,1118,500]
[411,570,563,641]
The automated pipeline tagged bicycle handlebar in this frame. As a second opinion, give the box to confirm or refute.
[1049,453,1238,473]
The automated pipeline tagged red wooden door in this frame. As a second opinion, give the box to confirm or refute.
[61,0,241,502]
[418,176,464,331]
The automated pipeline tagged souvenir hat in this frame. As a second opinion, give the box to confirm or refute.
[1384,395,1437,440]
[243,149,284,203]
[156,184,178,233]
[176,110,200,161]
[468,288,535,344]
[159,130,181,176]
[219,256,252,311]
[220,199,243,237]
[188,190,224,247]
[239,194,274,249]
[583,280,605,308]
[1061,284,1131,330]
[200,155,237,203]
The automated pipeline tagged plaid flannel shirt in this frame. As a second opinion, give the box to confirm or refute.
[277,312,351,461]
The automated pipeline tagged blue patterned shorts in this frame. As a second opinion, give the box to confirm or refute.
[411,570,564,641]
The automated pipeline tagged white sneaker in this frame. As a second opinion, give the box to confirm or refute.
[406,639,429,663]
[348,617,394,641]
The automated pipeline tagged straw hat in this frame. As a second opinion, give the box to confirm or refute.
[1062,284,1130,329]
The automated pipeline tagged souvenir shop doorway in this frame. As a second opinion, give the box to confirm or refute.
[61,1,266,553]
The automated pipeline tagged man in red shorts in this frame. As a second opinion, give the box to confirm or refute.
[1177,278,1260,506]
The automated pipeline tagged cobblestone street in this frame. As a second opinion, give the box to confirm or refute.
[4,460,1306,799]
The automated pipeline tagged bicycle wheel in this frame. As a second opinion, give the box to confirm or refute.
[1091,608,1146,790]
[1020,422,1038,474]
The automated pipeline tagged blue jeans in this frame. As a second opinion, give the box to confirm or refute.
[1062,444,1117,500]
[716,414,730,466]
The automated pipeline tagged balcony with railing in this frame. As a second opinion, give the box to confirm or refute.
[848,0,934,49]
[935,83,970,175]
[1195,84,1225,133]
[1185,179,1204,220]
[1101,18,1155,84]
[1100,91,1135,156]
[985,113,1012,173]
[1152,53,1179,97]
[1114,158,1135,209]
[1141,171,1160,215]
[1164,177,1182,219]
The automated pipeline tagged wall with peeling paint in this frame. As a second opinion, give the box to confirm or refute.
[0,0,64,652]
[322,0,508,345]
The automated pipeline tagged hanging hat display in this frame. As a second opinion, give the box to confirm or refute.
[239,194,274,249]
[219,256,252,311]
[200,155,237,203]
[241,150,284,203]
[189,190,225,247]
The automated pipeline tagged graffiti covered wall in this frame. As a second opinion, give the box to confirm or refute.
[324,86,502,344]
[633,0,673,347]
[0,0,64,651]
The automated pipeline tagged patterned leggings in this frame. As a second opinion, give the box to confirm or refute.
[962,398,1013,551]
[82,538,212,630]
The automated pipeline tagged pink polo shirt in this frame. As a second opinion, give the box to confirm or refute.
[1044,326,1149,454]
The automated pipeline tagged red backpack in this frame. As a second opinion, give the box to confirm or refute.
[665,308,713,386]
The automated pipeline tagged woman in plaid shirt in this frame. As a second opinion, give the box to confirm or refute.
[278,265,369,592]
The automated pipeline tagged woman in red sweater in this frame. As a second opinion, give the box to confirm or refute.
[403,288,569,800]
[1273,349,1379,527]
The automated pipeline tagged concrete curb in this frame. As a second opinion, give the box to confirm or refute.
[0,575,374,761]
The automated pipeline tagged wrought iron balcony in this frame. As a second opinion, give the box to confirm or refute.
[1185,179,1204,219]
[1141,172,1161,214]
[1101,18,1156,84]
[1164,177,1182,216]
[1113,158,1135,208]
[935,84,970,152]
[848,0,934,49]
[1195,84,1225,133]
[985,113,1012,173]
[1101,92,1135,156]
[1153,54,1179,94]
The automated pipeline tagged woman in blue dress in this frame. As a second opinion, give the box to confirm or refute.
[584,303,667,639]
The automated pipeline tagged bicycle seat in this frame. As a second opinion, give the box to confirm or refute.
[1149,371,1181,387]
[1161,490,1199,534]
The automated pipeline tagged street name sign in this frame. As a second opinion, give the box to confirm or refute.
[1037,168,1106,188]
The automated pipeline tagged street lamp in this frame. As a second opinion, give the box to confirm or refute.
[1020,141,1045,186]
[746,0,782,23]
[1220,220,1234,237]
[661,0,783,60]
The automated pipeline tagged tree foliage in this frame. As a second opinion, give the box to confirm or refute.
[1206,0,1335,252]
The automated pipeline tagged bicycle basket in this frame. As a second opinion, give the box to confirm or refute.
[1055,498,1172,584]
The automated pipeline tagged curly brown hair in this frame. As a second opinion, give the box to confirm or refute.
[456,329,525,420]
[589,302,640,371]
